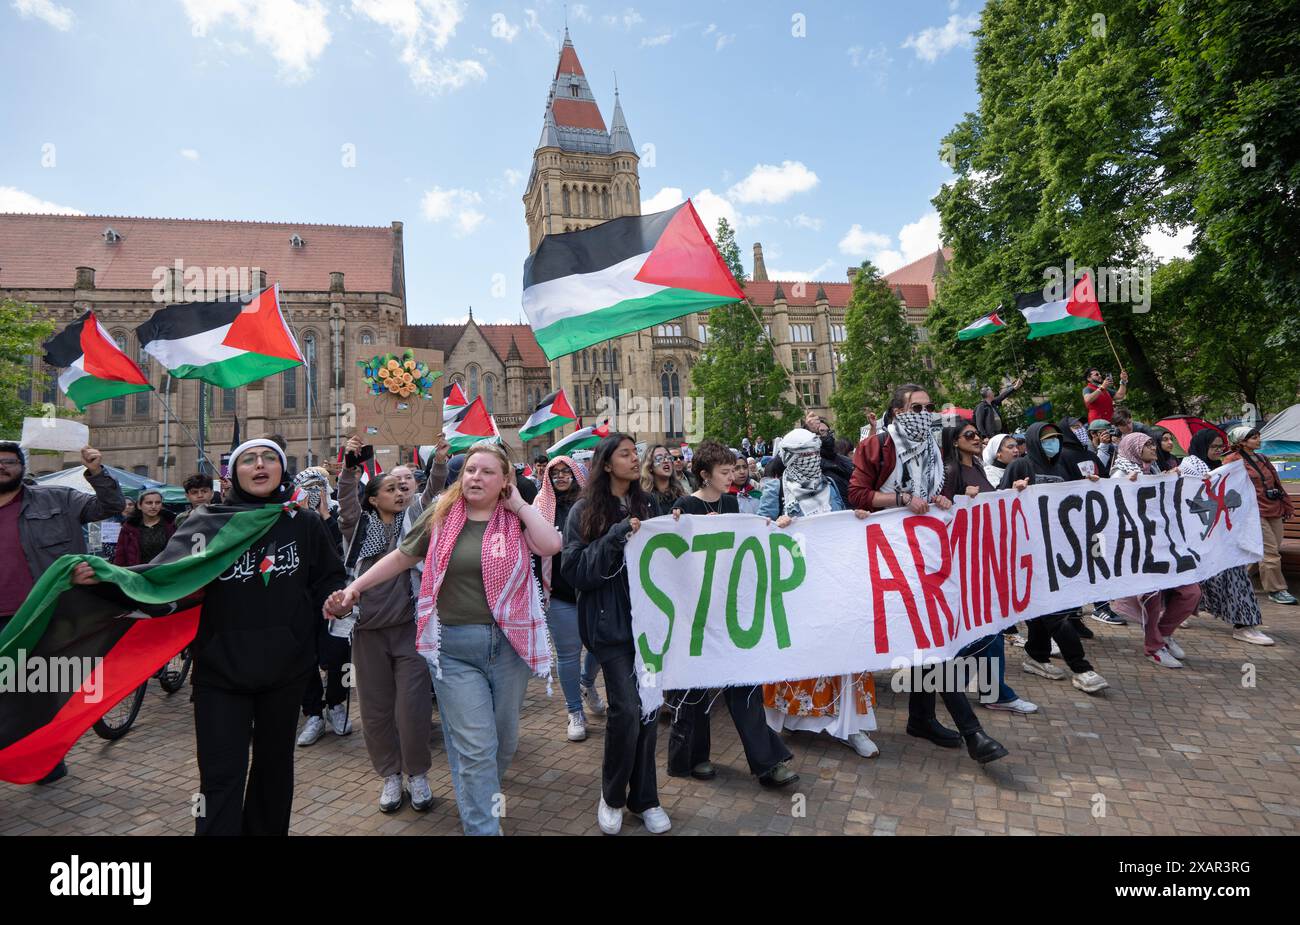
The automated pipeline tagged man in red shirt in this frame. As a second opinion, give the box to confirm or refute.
[1082,367,1128,423]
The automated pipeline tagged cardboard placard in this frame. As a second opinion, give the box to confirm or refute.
[351,347,444,451]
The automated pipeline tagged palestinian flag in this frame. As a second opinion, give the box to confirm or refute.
[443,396,497,452]
[444,382,468,418]
[522,199,745,360]
[547,422,611,459]
[0,504,285,784]
[956,310,1006,341]
[42,311,152,411]
[518,389,576,441]
[1015,273,1104,339]
[137,285,304,388]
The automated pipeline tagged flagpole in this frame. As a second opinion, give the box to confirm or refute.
[155,389,219,473]
[162,375,171,484]
[742,297,806,410]
[1102,324,1126,375]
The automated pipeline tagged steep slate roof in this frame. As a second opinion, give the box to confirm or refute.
[0,212,400,293]
[536,30,622,154]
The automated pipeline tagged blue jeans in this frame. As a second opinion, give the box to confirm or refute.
[546,598,601,713]
[957,633,1018,704]
[431,623,533,836]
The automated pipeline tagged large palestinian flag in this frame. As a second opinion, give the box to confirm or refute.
[518,389,576,441]
[522,199,745,360]
[136,285,304,388]
[1015,273,1104,339]
[443,396,498,452]
[0,505,285,784]
[42,311,153,411]
[547,422,611,459]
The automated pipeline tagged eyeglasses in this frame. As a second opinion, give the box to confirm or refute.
[0,458,23,469]
[652,453,670,463]
[959,430,980,441]
[237,451,282,467]
[908,402,937,413]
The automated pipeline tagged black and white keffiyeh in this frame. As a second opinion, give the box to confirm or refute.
[356,512,401,563]
[778,428,833,517]
[888,411,944,499]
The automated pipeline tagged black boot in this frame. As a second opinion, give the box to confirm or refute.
[905,718,962,748]
[964,730,1009,764]
[36,760,68,784]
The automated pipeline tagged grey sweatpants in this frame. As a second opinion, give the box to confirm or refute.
[353,621,433,778]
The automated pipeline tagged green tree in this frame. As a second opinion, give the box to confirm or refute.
[0,298,57,439]
[689,218,801,444]
[829,261,931,438]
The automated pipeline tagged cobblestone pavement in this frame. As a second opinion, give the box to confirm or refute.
[3,599,1298,836]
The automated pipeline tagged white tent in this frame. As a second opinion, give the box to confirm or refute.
[1260,404,1300,456]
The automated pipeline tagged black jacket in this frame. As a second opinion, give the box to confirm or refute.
[560,497,635,661]
[974,383,1017,438]
[191,509,346,692]
[818,432,854,505]
[548,494,580,604]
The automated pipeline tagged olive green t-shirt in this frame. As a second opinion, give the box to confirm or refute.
[399,511,493,626]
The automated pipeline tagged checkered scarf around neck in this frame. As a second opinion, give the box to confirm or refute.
[356,509,402,562]
[1111,431,1153,477]
[779,428,832,517]
[532,454,587,606]
[414,496,549,680]
[888,411,944,499]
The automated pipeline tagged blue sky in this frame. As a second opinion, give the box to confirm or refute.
[2,0,990,324]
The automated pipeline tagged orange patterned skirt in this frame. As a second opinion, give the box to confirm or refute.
[764,673,876,718]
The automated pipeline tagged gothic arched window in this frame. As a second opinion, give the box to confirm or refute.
[581,186,590,216]
[660,360,681,438]
[562,185,570,214]
[468,365,479,400]
[484,374,496,413]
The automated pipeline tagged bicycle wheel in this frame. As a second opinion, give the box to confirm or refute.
[157,648,192,694]
[92,683,147,740]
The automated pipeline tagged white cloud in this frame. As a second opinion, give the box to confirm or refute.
[838,224,892,258]
[641,186,684,214]
[603,7,642,30]
[421,185,485,235]
[727,160,819,204]
[703,23,716,36]
[179,148,201,161]
[767,259,835,282]
[902,13,979,63]
[0,186,83,214]
[640,32,671,47]
[1143,224,1194,262]
[182,0,331,81]
[352,0,485,94]
[570,4,591,23]
[872,250,905,273]
[714,33,734,51]
[503,167,525,186]
[522,8,555,47]
[792,213,823,231]
[897,210,942,264]
[641,186,737,236]
[489,12,518,41]
[13,0,73,30]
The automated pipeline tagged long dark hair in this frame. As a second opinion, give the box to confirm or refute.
[579,433,649,541]
[941,417,977,495]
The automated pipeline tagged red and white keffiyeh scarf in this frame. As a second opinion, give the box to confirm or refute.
[532,454,586,608]
[415,497,550,679]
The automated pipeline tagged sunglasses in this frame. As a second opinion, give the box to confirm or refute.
[908,402,937,413]
[652,453,670,463]
[959,430,980,440]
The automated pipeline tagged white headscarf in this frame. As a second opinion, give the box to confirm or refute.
[982,433,1012,486]
[778,428,833,517]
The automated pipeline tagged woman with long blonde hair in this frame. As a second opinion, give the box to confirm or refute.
[328,441,561,835]
[640,443,688,517]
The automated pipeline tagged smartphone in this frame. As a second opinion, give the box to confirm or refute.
[345,444,375,469]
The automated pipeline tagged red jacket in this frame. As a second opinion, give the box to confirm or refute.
[113,518,177,566]
[848,432,898,511]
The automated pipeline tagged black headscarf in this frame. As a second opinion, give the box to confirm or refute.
[1056,417,1106,480]
[1187,428,1222,471]
[1023,422,1070,482]
[1148,426,1180,472]
[998,457,1037,491]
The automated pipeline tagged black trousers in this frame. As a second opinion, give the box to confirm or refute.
[599,652,659,813]
[1026,609,1093,674]
[667,686,792,777]
[907,664,983,737]
[302,627,350,716]
[193,673,309,836]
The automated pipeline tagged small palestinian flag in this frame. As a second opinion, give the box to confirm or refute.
[0,504,285,783]
[1015,273,1104,339]
[444,381,468,418]
[137,285,304,388]
[956,310,1006,341]
[522,199,745,360]
[42,310,152,411]
[519,389,576,441]
[259,545,276,585]
[547,422,611,459]
[444,396,497,452]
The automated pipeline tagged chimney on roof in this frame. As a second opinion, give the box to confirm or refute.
[330,271,344,293]
[75,266,95,290]
[847,267,859,281]
[253,269,267,291]
[752,243,768,282]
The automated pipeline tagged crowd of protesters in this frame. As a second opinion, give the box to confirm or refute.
[2,363,1295,834]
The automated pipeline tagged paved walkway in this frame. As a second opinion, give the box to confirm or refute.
[3,600,1298,836]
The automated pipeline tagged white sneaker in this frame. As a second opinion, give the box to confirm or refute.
[326,703,352,735]
[597,796,623,835]
[1006,633,1027,648]
[379,774,403,813]
[983,697,1038,714]
[1022,658,1067,680]
[1163,637,1186,660]
[407,773,433,812]
[296,714,326,747]
[567,710,588,742]
[1050,639,1062,657]
[1147,647,1183,669]
[1072,670,1110,692]
[581,683,607,716]
[1232,626,1275,646]
[632,805,672,834]
[844,731,880,758]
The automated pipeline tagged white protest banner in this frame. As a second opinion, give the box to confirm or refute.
[627,461,1262,713]
[19,416,89,453]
